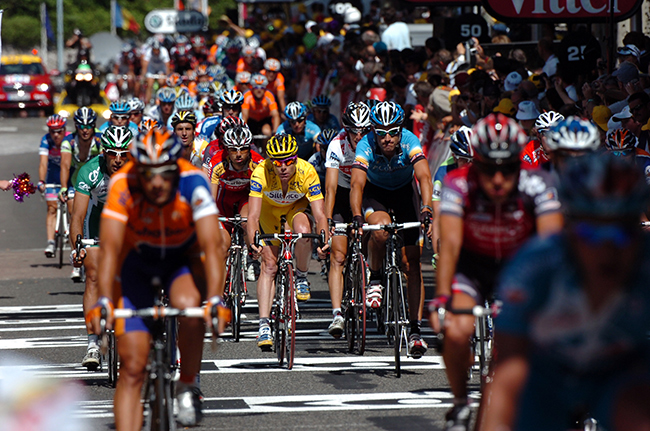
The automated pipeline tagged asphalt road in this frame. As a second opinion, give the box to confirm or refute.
[0,117,481,430]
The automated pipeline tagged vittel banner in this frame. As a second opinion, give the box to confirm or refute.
[482,0,642,22]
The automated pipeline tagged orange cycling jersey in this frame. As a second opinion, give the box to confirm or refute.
[236,58,255,74]
[102,159,218,261]
[242,90,278,122]
[261,70,286,94]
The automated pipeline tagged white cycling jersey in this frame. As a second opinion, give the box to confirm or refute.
[324,130,355,189]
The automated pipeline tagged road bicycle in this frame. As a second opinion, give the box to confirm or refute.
[99,287,222,431]
[364,218,421,378]
[335,221,367,355]
[254,218,324,369]
[45,184,70,268]
[436,300,501,390]
[219,215,248,342]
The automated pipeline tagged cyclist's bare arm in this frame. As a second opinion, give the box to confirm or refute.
[69,192,90,251]
[38,155,48,192]
[277,89,287,113]
[414,158,433,212]
[59,152,71,200]
[436,213,463,299]
[94,217,127,333]
[246,195,263,254]
[324,167,339,220]
[309,199,330,253]
[195,213,226,300]
[241,108,250,123]
[349,167,367,218]
[536,212,563,237]
[476,333,530,431]
[432,200,441,255]
[271,110,281,133]
[140,59,149,78]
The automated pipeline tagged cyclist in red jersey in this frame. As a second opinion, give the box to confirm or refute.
[202,115,246,175]
[520,111,564,169]
[430,114,563,431]
[241,74,281,137]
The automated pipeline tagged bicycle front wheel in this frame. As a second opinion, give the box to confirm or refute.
[107,330,118,388]
[230,249,243,342]
[274,273,285,367]
[354,255,367,355]
[390,269,402,378]
[149,367,174,431]
[285,264,297,370]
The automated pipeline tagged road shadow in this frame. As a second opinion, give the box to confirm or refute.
[368,414,444,430]
[48,290,83,296]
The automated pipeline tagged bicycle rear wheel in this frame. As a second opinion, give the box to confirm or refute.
[390,269,401,378]
[274,273,285,367]
[229,249,243,342]
[354,256,367,355]
[148,365,174,431]
[107,330,118,388]
[285,264,296,370]
[343,260,356,353]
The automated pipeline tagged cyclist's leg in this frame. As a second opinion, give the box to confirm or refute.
[144,76,154,104]
[114,330,151,431]
[365,209,390,273]
[257,245,279,319]
[444,274,481,402]
[82,247,100,360]
[328,235,347,310]
[402,245,423,321]
[290,211,312,273]
[45,200,57,242]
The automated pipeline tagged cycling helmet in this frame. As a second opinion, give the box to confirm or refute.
[264,58,281,72]
[242,45,256,57]
[364,99,381,111]
[110,100,130,115]
[471,113,528,164]
[191,35,205,47]
[251,74,268,88]
[127,97,145,113]
[139,118,161,133]
[209,81,224,96]
[370,101,405,127]
[546,116,600,152]
[196,64,209,77]
[226,37,244,54]
[605,128,638,153]
[535,111,565,133]
[312,95,332,108]
[208,64,226,79]
[342,102,371,129]
[166,73,182,87]
[171,110,197,128]
[317,129,338,148]
[285,101,307,120]
[235,71,251,84]
[450,126,474,159]
[559,152,650,218]
[185,70,197,82]
[218,115,246,136]
[131,128,183,165]
[266,133,298,159]
[222,126,253,150]
[157,87,177,103]
[151,40,162,50]
[73,107,97,126]
[101,125,133,151]
[47,114,67,129]
[220,89,244,105]
[202,96,219,116]
[196,82,211,95]
[176,35,189,45]
[175,93,195,111]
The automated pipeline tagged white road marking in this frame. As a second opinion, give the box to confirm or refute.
[0,126,18,132]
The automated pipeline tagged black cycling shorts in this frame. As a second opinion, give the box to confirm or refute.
[362,180,420,246]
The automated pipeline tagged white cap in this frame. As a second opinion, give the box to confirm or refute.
[612,105,633,121]
[516,100,540,121]
[504,71,523,92]
[305,21,317,31]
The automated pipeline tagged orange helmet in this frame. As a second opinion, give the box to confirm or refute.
[131,129,183,165]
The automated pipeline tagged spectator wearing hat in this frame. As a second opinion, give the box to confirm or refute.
[618,44,642,68]
[592,105,613,133]
[493,98,516,117]
[612,106,641,137]
[623,31,650,73]
[516,100,540,134]
[380,2,411,52]
[503,71,523,92]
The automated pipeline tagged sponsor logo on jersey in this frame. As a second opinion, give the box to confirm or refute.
[77,181,91,192]
[88,168,100,183]
[308,184,321,196]
[250,180,262,193]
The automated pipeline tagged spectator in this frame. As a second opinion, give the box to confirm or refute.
[380,1,411,52]
[538,38,559,77]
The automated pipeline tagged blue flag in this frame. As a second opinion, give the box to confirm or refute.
[114,2,124,30]
[44,7,55,41]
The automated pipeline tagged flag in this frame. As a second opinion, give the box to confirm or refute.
[177,0,185,11]
[114,3,140,34]
[44,6,55,41]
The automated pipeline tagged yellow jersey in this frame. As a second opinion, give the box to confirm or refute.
[249,158,323,207]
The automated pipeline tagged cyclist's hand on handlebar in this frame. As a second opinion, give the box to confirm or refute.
[205,295,230,336]
[58,187,69,203]
[69,249,86,268]
[352,215,364,236]
[250,242,263,258]
[85,296,114,336]
[420,208,433,239]
[427,295,450,333]
[37,181,45,193]
[317,242,330,260]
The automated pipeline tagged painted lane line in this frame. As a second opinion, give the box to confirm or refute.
[0,126,18,132]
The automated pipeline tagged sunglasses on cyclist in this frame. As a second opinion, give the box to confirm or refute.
[474,161,520,177]
[49,128,65,134]
[252,85,266,90]
[271,156,298,167]
[573,221,634,248]
[374,127,401,137]
[289,118,306,124]
[347,127,369,136]
[104,150,129,158]
[611,150,634,157]
[76,124,95,130]
[314,108,329,114]
[130,111,143,116]
[112,114,130,121]
[222,104,240,111]
[137,164,179,180]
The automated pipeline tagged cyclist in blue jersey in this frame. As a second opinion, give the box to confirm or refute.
[127,97,145,128]
[195,96,221,142]
[309,129,337,187]
[99,100,139,136]
[37,115,72,257]
[166,93,198,130]
[307,95,341,131]
[145,87,176,130]
[480,153,650,431]
[350,101,433,358]
[277,101,321,160]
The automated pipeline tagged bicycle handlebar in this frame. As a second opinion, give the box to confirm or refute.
[448,300,502,317]
[641,221,650,227]
[112,306,205,320]
[219,216,247,223]
[254,231,325,248]
[362,221,422,232]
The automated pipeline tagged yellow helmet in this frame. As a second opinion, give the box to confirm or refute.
[266,133,297,159]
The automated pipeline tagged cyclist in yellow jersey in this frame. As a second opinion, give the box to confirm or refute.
[247,134,330,350]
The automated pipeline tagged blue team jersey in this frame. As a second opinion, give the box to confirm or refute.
[39,132,71,184]
[306,113,340,131]
[99,120,139,137]
[196,115,222,141]
[276,119,321,160]
[352,129,426,190]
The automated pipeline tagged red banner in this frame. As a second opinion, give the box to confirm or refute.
[482,0,642,22]
[404,0,479,3]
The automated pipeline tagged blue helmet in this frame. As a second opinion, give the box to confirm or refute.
[175,93,195,111]
[370,101,404,127]
[312,95,331,107]
[559,152,650,218]
[157,87,177,103]
[450,126,474,159]
[196,82,211,95]
[109,100,130,115]
[546,116,600,152]
[317,129,338,148]
[285,101,307,120]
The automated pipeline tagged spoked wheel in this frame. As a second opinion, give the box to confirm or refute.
[274,273,285,367]
[229,251,243,342]
[149,372,174,431]
[343,266,355,352]
[56,231,64,269]
[107,330,118,388]
[390,270,402,378]
[285,264,297,369]
[354,256,367,355]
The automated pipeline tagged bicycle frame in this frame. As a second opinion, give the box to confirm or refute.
[219,216,248,342]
